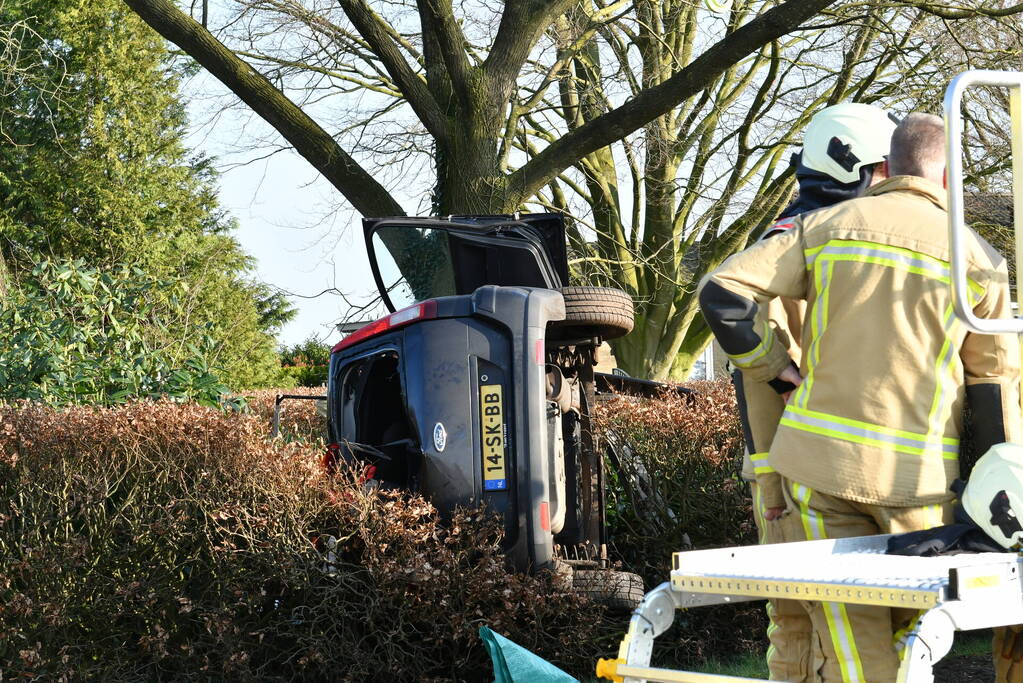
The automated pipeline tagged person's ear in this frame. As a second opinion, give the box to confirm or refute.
[882,159,890,178]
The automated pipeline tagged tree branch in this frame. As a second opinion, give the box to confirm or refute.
[894,0,1023,19]
[416,0,473,109]
[484,0,577,100]
[336,0,451,142]
[124,0,405,217]
[506,0,839,203]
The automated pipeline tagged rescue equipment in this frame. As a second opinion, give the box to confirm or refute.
[595,535,1023,683]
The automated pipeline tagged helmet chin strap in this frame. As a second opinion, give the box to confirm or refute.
[853,163,880,196]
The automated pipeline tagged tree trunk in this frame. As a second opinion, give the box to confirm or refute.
[434,133,511,214]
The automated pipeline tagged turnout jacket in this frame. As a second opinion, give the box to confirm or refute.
[736,164,866,510]
[700,176,1022,506]
[736,263,805,510]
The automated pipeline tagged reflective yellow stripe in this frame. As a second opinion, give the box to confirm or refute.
[798,257,833,409]
[804,245,825,267]
[926,305,963,446]
[804,239,985,298]
[924,503,944,528]
[750,452,775,474]
[893,613,922,657]
[791,482,826,542]
[796,239,983,413]
[728,322,774,368]
[752,482,766,544]
[786,406,958,445]
[781,405,959,459]
[765,598,780,669]
[792,483,864,683]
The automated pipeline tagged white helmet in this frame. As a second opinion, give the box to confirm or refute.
[961,442,1023,550]
[801,103,897,184]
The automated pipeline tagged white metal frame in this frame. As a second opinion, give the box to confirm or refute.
[945,69,1023,333]
[596,535,1023,683]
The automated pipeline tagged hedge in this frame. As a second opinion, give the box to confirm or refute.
[1,380,765,680]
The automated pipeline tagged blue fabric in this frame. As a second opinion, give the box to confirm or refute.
[479,626,580,683]
[777,153,869,220]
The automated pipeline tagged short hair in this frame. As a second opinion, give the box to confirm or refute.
[887,113,946,181]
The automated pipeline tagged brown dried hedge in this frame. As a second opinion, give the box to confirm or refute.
[1,379,766,680]
[595,380,767,666]
[246,387,327,444]
[0,401,611,681]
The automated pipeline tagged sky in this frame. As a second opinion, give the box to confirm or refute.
[184,74,386,350]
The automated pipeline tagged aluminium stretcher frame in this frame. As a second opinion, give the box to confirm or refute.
[596,534,1023,683]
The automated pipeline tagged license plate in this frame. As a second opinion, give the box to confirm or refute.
[480,384,507,491]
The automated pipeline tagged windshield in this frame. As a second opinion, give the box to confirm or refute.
[371,226,457,310]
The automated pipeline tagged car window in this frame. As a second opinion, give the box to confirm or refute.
[372,227,455,310]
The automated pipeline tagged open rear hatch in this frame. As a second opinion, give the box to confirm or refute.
[364,214,570,312]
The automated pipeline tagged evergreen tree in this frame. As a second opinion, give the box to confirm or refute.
[0,0,293,389]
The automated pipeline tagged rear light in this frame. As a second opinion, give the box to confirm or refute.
[332,300,438,353]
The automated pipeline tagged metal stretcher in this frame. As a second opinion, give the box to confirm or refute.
[597,68,1023,683]
[595,534,1023,683]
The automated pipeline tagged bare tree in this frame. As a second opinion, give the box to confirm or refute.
[123,0,1023,379]
[529,2,1023,378]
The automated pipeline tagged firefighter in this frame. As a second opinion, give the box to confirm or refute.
[699,112,1022,682]
[732,103,896,683]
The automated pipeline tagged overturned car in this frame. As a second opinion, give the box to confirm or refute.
[326,213,643,606]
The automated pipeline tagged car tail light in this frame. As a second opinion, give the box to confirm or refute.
[332,300,438,353]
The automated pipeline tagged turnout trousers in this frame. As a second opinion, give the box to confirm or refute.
[737,368,816,682]
[751,481,818,682]
[996,624,1023,682]
[780,478,950,683]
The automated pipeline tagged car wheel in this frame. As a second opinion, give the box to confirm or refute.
[572,569,645,611]
[549,286,635,341]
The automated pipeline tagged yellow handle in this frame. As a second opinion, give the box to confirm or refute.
[596,658,625,682]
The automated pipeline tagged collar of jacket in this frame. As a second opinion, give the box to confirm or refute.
[864,175,947,211]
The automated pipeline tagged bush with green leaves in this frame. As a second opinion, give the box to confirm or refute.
[0,0,295,390]
[0,259,233,407]
[278,336,332,388]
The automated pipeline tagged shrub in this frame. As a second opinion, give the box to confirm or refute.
[278,337,331,388]
[0,259,233,408]
[0,379,762,680]
[0,401,613,682]
[246,387,328,444]
[596,380,767,666]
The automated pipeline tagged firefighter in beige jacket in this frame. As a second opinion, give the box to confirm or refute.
[699,114,1022,683]
[732,103,896,683]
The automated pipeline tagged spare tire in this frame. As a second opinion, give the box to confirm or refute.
[549,286,634,342]
[572,569,645,611]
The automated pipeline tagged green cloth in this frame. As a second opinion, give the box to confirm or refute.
[479,626,580,683]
